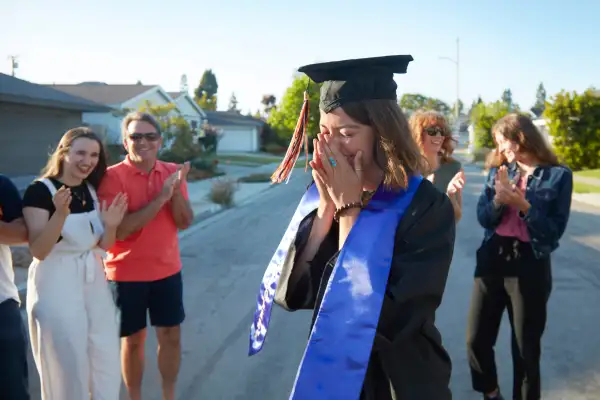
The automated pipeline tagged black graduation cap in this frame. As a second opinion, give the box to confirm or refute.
[298,55,414,113]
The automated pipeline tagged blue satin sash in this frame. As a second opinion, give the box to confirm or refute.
[249,183,320,356]
[249,175,422,400]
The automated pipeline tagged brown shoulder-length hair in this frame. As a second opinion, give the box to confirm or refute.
[340,100,428,190]
[408,109,457,166]
[486,113,559,169]
[40,127,108,189]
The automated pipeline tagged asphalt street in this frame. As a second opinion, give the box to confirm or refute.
[23,165,600,400]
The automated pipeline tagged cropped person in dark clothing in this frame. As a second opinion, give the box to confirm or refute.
[466,113,573,400]
[249,55,456,400]
[0,174,30,400]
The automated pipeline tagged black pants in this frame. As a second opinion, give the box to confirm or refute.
[0,299,30,400]
[467,235,552,400]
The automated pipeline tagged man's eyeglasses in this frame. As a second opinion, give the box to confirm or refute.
[128,132,161,142]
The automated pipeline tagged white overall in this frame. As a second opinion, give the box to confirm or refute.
[26,179,121,400]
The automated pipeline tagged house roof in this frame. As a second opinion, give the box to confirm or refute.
[205,111,264,127]
[0,74,112,112]
[167,91,207,118]
[45,82,159,105]
[167,91,184,99]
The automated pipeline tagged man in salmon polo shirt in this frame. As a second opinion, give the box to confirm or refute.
[98,111,194,400]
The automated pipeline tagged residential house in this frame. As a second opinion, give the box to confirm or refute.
[47,83,204,145]
[0,73,111,179]
[204,111,264,153]
[167,91,207,133]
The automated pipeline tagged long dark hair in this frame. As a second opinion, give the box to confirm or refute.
[40,127,108,189]
[339,100,428,190]
[486,113,559,169]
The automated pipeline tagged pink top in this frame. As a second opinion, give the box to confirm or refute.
[495,175,530,242]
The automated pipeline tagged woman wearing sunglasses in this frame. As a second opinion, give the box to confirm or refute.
[409,110,465,222]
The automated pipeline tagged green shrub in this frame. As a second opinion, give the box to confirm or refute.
[544,88,600,171]
[470,101,512,150]
[159,150,186,164]
[191,156,218,172]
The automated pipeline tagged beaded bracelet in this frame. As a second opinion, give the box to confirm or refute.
[334,201,363,222]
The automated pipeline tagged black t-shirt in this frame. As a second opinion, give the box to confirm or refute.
[22,178,95,244]
[22,178,95,217]
[0,174,23,223]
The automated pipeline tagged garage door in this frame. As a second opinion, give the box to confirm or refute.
[217,127,255,152]
[0,103,82,176]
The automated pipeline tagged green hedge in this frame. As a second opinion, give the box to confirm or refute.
[545,89,600,171]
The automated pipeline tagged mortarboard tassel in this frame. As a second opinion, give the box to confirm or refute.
[271,90,310,184]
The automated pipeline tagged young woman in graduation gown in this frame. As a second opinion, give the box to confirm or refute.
[249,55,456,400]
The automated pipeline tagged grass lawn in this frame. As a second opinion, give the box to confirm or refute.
[238,164,311,183]
[573,181,600,194]
[237,173,273,183]
[574,169,600,179]
[218,154,281,165]
[218,154,313,166]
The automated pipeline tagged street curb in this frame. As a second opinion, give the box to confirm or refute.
[15,180,276,299]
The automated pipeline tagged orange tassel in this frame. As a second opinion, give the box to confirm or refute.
[271,91,310,184]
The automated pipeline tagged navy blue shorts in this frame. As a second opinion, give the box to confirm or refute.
[0,299,30,399]
[110,271,185,337]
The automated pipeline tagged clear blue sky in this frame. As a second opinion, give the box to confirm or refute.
[2,0,598,114]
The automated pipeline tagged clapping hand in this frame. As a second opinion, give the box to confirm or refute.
[174,161,191,190]
[494,166,523,207]
[101,193,128,228]
[447,170,466,196]
[53,186,72,217]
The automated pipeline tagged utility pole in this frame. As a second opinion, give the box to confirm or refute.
[7,55,19,77]
[438,38,460,125]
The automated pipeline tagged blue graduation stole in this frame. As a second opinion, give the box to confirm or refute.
[249,175,423,399]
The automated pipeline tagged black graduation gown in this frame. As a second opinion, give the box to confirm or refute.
[274,179,455,400]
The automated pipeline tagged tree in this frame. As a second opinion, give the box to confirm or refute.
[261,94,277,118]
[180,74,189,94]
[197,93,217,111]
[453,99,464,115]
[194,69,219,111]
[531,82,547,117]
[268,75,322,143]
[228,92,240,113]
[194,69,218,99]
[467,98,479,117]
[501,89,514,111]
[544,88,600,170]
[399,94,452,116]
[470,101,512,150]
